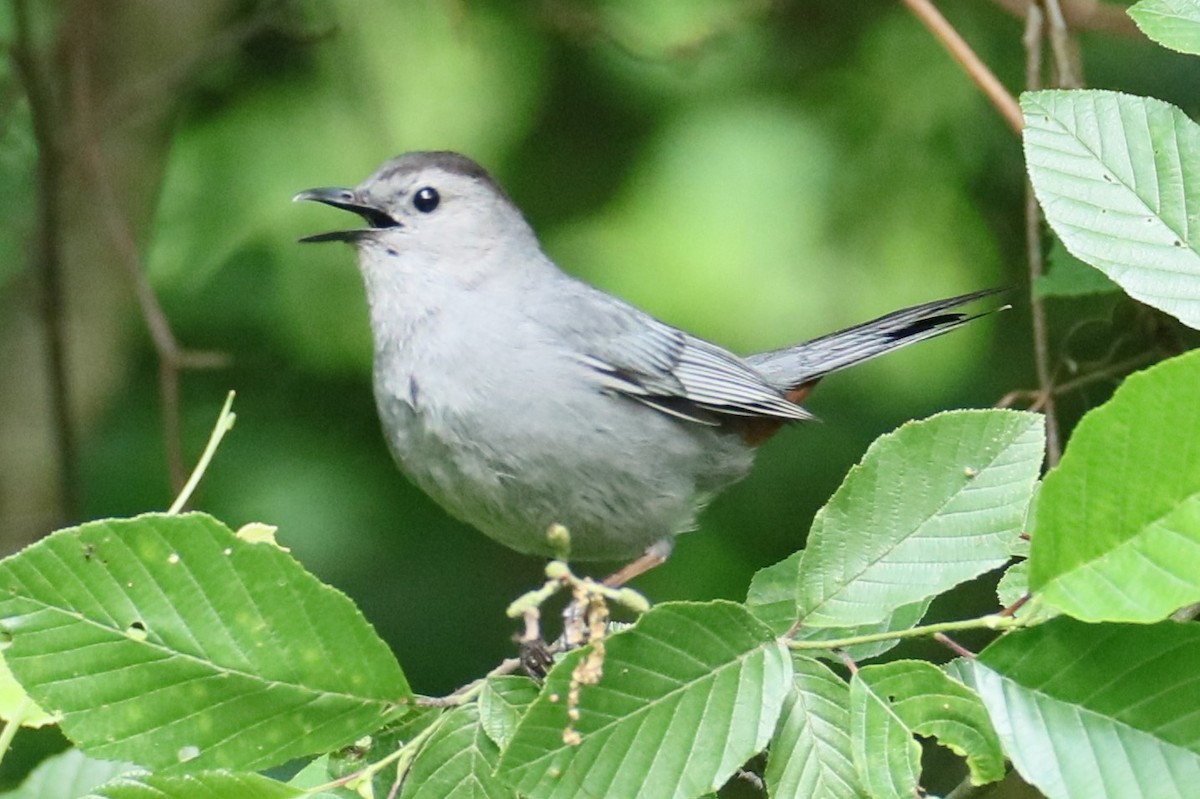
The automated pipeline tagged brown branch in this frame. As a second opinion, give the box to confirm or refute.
[1051,351,1154,396]
[100,2,288,134]
[64,15,227,495]
[995,350,1157,412]
[11,0,79,518]
[1042,0,1083,88]
[934,632,976,659]
[901,0,1024,136]
[988,0,1143,38]
[998,592,1031,617]
[1024,5,1063,466]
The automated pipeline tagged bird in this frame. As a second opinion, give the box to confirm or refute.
[295,151,997,581]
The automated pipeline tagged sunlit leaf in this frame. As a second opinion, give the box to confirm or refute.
[498,601,791,799]
[996,560,1029,609]
[1023,89,1200,329]
[973,618,1200,799]
[83,771,300,799]
[797,410,1043,628]
[1031,351,1200,622]
[478,676,539,751]
[0,650,55,728]
[748,547,934,662]
[1129,0,1200,55]
[765,656,865,799]
[286,755,354,798]
[400,705,515,799]
[0,513,410,772]
[850,660,1004,798]
[746,550,803,635]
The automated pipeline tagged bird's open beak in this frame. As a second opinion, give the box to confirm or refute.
[293,187,401,243]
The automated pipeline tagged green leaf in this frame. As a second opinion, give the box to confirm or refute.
[765,656,865,799]
[747,551,803,635]
[326,709,441,797]
[749,554,933,662]
[850,660,1005,798]
[0,651,55,728]
[1,749,133,799]
[1033,238,1121,298]
[497,601,792,799]
[848,669,919,798]
[1022,89,1200,329]
[286,756,354,798]
[400,705,516,799]
[1129,0,1200,55]
[478,676,540,751]
[0,513,410,772]
[797,410,1044,628]
[973,617,1200,798]
[1031,351,1200,621]
[791,600,931,664]
[83,771,300,799]
[995,560,1028,609]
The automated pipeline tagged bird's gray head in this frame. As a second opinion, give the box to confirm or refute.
[294,151,537,267]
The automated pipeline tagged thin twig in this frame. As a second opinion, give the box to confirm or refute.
[1048,355,1136,398]
[1024,4,1062,466]
[787,614,1021,651]
[995,348,1156,412]
[987,0,1142,38]
[998,592,1031,618]
[1042,0,1082,88]
[933,632,976,659]
[100,1,288,134]
[11,0,79,518]
[901,0,1024,135]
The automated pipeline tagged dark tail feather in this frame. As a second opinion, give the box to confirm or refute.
[745,288,1006,390]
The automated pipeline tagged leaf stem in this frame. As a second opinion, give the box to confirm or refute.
[786,614,1021,651]
[0,698,32,770]
[416,678,487,708]
[302,713,445,798]
[360,713,443,795]
[167,391,236,514]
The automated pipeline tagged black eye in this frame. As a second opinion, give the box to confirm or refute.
[413,187,440,213]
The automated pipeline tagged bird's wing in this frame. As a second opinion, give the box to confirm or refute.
[573,315,812,425]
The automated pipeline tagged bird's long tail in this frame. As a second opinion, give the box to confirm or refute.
[745,288,1004,391]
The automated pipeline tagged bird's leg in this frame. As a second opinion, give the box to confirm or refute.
[601,538,673,587]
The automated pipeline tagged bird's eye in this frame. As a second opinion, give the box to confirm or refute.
[413,187,440,213]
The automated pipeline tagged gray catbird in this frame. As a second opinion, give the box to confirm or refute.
[296,151,996,575]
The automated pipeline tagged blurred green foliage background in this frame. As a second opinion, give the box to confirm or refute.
[2,0,1196,738]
